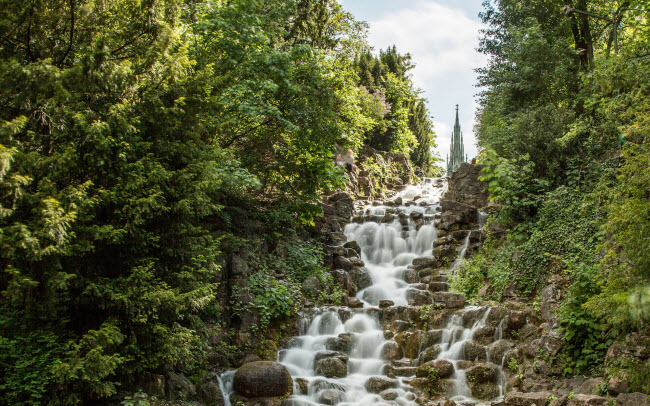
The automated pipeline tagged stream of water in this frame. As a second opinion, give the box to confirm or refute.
[221,179,506,405]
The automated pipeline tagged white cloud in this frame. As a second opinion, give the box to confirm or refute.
[366,1,488,161]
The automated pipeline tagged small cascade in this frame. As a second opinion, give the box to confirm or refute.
[449,231,471,276]
[435,308,503,403]
[220,177,508,406]
[277,180,446,405]
[477,210,489,229]
[217,371,235,406]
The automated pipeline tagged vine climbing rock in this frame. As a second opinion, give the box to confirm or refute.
[233,361,293,398]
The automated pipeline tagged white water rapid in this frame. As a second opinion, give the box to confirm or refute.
[221,178,508,406]
[278,180,447,405]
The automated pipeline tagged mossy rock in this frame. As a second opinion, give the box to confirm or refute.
[233,361,293,398]
[468,381,500,400]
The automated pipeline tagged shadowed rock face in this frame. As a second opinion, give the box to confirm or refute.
[446,163,489,209]
[233,361,293,398]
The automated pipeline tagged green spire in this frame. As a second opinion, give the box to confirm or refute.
[447,104,467,175]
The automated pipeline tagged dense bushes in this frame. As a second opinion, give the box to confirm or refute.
[458,0,650,377]
[0,0,439,402]
[0,0,437,403]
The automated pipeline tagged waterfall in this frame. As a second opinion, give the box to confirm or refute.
[278,180,445,406]
[220,178,507,406]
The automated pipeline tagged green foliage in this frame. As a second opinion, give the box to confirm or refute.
[557,263,612,375]
[608,358,650,394]
[232,237,343,335]
[0,0,395,402]
[451,231,517,301]
[353,47,434,156]
[424,366,441,396]
[514,187,603,293]
[507,357,520,372]
[409,100,439,174]
[0,325,64,405]
[583,142,650,330]
[475,0,650,379]
[479,150,550,227]
[247,272,299,329]
[121,391,150,406]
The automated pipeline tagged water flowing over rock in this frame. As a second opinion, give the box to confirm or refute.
[218,177,573,405]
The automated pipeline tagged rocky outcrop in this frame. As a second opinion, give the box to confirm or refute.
[446,163,489,208]
[233,361,293,398]
[315,192,355,245]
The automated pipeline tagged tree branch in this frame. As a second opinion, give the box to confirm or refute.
[57,0,75,67]
[221,118,274,149]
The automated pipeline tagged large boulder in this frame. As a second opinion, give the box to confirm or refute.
[199,381,225,406]
[315,357,347,378]
[326,333,353,353]
[487,340,514,364]
[167,372,196,400]
[349,266,373,290]
[462,341,487,362]
[526,336,563,358]
[412,256,438,270]
[415,360,454,379]
[331,270,357,297]
[439,200,479,231]
[502,311,528,338]
[420,330,444,349]
[617,393,650,406]
[233,361,293,398]
[473,325,497,346]
[343,241,362,256]
[418,345,442,364]
[607,377,629,396]
[316,389,344,405]
[394,331,422,359]
[469,382,500,400]
[431,292,466,309]
[381,341,403,360]
[364,376,398,393]
[408,289,433,306]
[465,363,498,384]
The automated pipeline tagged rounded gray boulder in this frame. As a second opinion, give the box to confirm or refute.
[233,361,293,398]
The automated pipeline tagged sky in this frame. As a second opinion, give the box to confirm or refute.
[340,0,489,163]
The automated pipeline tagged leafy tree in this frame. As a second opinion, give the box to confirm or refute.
[409,100,437,174]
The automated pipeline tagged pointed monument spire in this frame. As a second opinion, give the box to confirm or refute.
[447,104,467,176]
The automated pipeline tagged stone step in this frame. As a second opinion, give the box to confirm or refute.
[390,359,414,368]
[412,256,437,270]
[431,292,466,308]
[409,283,428,291]
[391,366,417,377]
[407,289,433,306]
[429,282,450,292]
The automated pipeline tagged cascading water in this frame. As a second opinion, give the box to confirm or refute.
[435,308,504,405]
[278,180,446,405]
[221,178,508,406]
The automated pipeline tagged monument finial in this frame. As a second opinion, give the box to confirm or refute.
[455,104,459,112]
